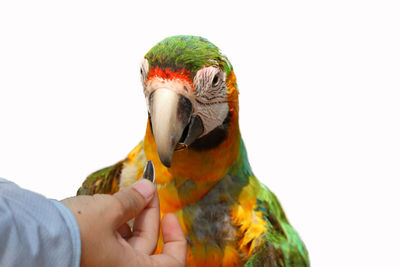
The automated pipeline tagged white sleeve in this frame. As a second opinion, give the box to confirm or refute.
[0,178,81,267]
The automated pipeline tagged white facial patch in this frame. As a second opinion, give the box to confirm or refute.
[195,102,229,137]
[193,66,229,137]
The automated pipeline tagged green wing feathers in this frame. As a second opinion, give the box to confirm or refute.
[77,161,123,195]
[246,184,309,267]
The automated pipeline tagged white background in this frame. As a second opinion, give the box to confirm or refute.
[1,1,399,266]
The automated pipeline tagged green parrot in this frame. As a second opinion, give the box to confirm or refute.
[78,35,309,267]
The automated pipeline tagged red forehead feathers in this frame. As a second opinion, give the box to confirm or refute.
[147,66,193,87]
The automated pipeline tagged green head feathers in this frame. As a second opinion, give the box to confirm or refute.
[145,35,233,77]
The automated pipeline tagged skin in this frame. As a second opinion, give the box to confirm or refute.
[62,179,187,267]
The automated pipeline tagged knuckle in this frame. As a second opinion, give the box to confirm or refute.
[92,193,112,203]
[112,196,127,219]
[113,188,144,216]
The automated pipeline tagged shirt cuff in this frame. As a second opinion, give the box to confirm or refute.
[51,200,81,267]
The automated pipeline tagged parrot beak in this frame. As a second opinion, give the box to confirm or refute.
[149,88,204,167]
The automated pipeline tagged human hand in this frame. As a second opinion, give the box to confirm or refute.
[61,178,187,267]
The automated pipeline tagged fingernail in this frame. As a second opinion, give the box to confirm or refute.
[143,160,155,183]
[132,179,155,200]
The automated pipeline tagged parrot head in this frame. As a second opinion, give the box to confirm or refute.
[141,35,239,168]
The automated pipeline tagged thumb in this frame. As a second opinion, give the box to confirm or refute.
[111,179,156,228]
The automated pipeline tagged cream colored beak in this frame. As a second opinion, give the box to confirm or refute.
[149,88,192,167]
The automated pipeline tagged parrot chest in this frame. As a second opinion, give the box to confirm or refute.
[176,174,250,266]
[184,196,238,248]
[183,204,243,266]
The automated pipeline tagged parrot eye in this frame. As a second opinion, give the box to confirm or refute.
[212,75,219,87]
[140,58,149,88]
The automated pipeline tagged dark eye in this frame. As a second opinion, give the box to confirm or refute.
[212,75,219,86]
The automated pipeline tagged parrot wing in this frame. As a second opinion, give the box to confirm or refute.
[244,183,309,267]
[77,161,124,195]
[77,141,146,196]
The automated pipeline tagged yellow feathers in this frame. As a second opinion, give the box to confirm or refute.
[232,177,269,257]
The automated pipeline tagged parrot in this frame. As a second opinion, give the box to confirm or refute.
[77,35,309,267]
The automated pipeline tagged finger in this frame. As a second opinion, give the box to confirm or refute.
[128,188,160,254]
[160,213,187,265]
[117,223,133,239]
[150,254,186,267]
[111,179,155,228]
